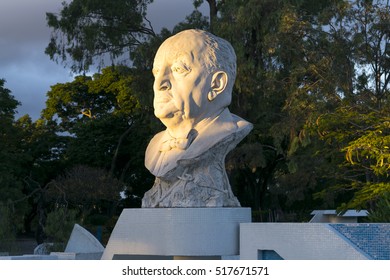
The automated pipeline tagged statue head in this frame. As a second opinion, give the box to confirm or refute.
[152,29,237,138]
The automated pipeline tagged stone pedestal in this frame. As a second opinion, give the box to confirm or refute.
[101,208,251,260]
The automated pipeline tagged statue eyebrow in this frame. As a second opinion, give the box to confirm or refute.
[171,63,192,75]
[151,51,192,77]
[173,59,190,67]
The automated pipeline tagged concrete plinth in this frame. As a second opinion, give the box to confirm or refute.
[101,208,251,260]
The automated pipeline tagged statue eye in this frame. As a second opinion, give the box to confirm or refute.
[171,63,191,75]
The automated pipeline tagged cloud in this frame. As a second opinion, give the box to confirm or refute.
[0,0,64,43]
[0,0,65,65]
[0,0,69,119]
[4,50,73,120]
[147,0,209,32]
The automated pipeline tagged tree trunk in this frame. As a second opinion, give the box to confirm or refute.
[110,121,134,176]
[207,0,218,33]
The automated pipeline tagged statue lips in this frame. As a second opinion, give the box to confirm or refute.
[154,97,181,119]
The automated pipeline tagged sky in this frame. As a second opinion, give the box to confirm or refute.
[0,0,208,120]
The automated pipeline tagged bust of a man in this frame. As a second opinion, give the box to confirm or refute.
[142,29,252,207]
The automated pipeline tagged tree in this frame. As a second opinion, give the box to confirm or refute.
[44,207,78,251]
[367,192,390,222]
[0,79,19,119]
[43,66,144,133]
[14,115,68,244]
[351,0,390,109]
[43,164,127,247]
[11,66,156,243]
[206,0,347,220]
[314,0,390,212]
[42,66,156,204]
[45,0,155,72]
[0,79,28,247]
[47,165,123,222]
[315,106,389,211]
[193,0,221,32]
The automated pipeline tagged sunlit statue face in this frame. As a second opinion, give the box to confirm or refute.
[152,30,231,138]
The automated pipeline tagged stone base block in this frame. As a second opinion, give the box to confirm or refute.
[101,208,251,260]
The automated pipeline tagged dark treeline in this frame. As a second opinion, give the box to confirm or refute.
[0,0,389,251]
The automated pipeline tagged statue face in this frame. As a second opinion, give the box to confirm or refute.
[152,33,213,134]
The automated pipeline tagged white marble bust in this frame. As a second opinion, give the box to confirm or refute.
[142,29,252,207]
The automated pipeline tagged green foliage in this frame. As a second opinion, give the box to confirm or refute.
[315,107,389,210]
[208,0,390,218]
[344,121,390,177]
[367,192,390,223]
[0,204,17,252]
[12,114,69,243]
[48,165,123,209]
[0,79,20,119]
[0,80,31,236]
[312,0,390,210]
[42,66,155,194]
[46,165,125,246]
[45,0,155,72]
[44,207,79,251]
[317,134,389,210]
[209,0,346,214]
[172,10,210,33]
[43,66,144,133]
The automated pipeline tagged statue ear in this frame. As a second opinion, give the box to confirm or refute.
[208,71,228,101]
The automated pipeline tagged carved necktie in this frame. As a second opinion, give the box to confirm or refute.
[159,129,197,152]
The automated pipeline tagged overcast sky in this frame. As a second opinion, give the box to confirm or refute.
[0,0,208,120]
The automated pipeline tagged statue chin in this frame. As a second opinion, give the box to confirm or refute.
[154,101,183,120]
[156,111,182,125]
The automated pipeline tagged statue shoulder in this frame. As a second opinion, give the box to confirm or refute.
[148,130,167,146]
[231,113,253,131]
